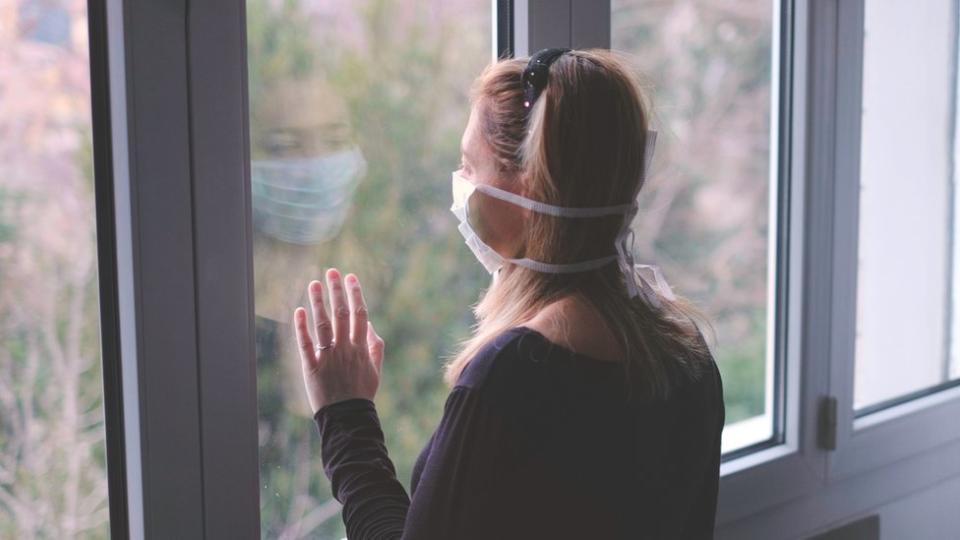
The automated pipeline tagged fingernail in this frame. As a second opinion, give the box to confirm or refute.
[346,274,358,285]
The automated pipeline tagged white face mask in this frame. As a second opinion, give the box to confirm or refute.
[449,131,676,307]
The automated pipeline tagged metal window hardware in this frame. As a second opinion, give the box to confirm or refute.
[818,395,838,451]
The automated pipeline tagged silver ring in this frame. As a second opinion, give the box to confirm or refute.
[316,341,334,352]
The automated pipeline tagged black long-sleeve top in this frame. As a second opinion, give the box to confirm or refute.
[314,325,725,539]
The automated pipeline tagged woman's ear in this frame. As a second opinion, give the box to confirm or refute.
[520,199,535,222]
[516,169,534,198]
[516,173,534,221]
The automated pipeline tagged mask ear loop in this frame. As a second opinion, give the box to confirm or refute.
[637,264,676,301]
[615,208,638,298]
[616,209,661,308]
[616,129,677,309]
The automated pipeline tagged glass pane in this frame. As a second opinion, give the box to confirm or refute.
[611,1,779,452]
[0,1,111,537]
[855,0,960,412]
[246,1,491,537]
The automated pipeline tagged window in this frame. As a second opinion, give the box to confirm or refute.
[0,1,110,536]
[246,1,493,537]
[854,0,960,414]
[611,0,782,454]
[82,0,960,536]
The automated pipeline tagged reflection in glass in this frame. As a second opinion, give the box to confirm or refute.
[611,1,778,452]
[251,77,367,245]
[855,0,960,411]
[247,1,491,537]
[0,1,110,537]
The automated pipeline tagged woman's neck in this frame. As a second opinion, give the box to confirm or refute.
[522,296,625,364]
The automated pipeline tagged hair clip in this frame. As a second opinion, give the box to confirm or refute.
[522,48,571,111]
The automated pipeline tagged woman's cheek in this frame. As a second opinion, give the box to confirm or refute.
[475,195,525,257]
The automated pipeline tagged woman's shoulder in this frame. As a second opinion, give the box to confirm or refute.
[455,325,621,395]
[455,326,540,391]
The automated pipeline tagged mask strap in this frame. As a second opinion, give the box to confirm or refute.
[473,183,636,217]
[643,130,658,185]
[614,131,675,307]
[615,207,644,300]
[636,264,675,301]
[507,254,621,274]
[615,218,674,308]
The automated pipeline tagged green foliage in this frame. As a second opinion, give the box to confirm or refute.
[714,307,766,423]
[0,187,20,245]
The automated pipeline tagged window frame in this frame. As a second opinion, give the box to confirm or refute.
[87,0,130,536]
[825,0,960,482]
[718,0,960,536]
[90,0,259,537]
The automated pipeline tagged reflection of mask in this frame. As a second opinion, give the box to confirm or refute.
[449,131,676,308]
[251,146,367,245]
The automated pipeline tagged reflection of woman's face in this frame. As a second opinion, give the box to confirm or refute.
[255,77,352,159]
[458,105,527,258]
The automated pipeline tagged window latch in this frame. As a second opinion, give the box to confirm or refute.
[818,395,838,451]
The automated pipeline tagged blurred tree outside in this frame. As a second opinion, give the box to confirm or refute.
[0,1,109,537]
[612,0,773,423]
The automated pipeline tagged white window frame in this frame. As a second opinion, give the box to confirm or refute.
[824,0,960,481]
[718,0,960,536]
[523,0,960,534]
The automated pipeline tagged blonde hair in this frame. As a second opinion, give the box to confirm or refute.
[443,49,716,402]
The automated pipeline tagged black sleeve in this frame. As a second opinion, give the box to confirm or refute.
[314,385,524,540]
[314,398,410,539]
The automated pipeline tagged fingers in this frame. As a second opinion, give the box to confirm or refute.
[314,269,377,355]
[346,273,368,347]
[326,268,351,346]
[308,280,334,349]
[367,320,385,373]
[293,307,316,366]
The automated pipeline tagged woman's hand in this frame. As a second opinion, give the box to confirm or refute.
[293,268,385,414]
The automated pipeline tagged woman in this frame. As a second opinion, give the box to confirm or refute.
[293,48,725,539]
